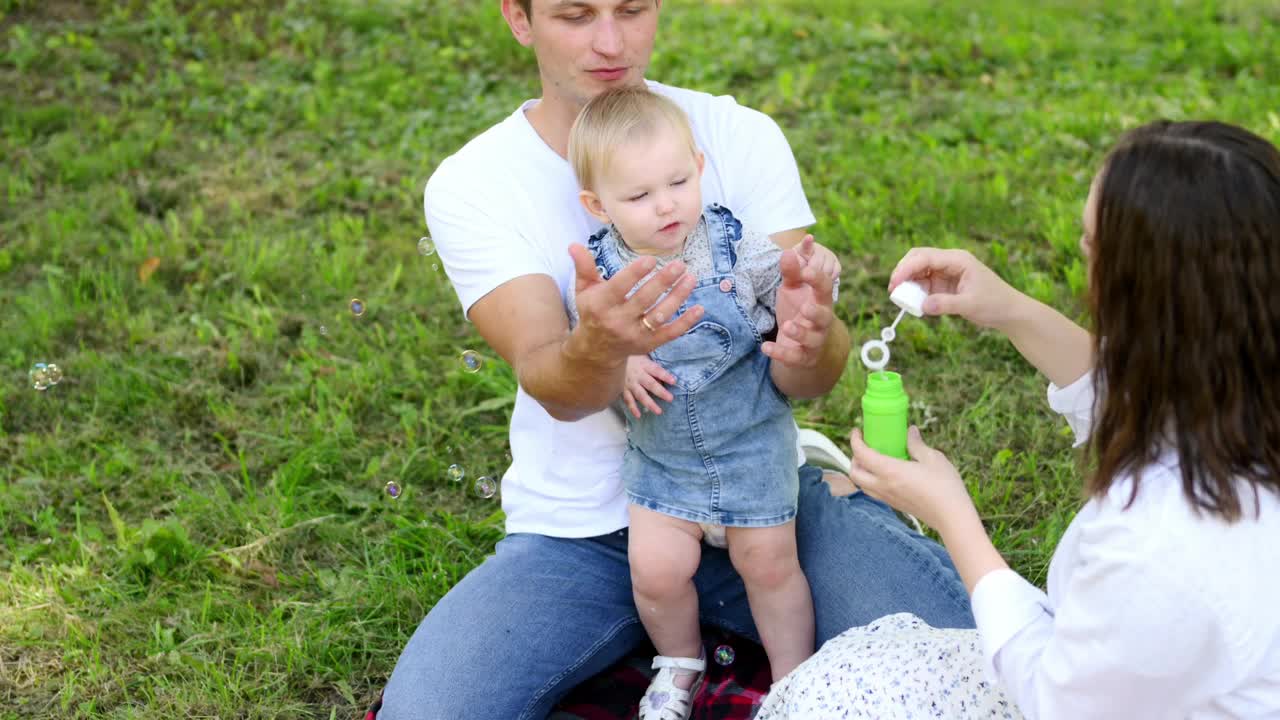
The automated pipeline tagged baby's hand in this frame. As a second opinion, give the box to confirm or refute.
[623,356,676,418]
[801,235,842,283]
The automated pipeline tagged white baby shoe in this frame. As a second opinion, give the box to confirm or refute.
[637,653,707,720]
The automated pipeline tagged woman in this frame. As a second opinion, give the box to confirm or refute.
[758,120,1280,719]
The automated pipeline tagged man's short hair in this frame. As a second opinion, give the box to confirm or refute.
[568,86,698,192]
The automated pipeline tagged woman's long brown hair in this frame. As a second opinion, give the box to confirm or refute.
[1089,120,1280,521]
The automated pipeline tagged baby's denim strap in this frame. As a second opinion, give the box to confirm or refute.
[585,225,621,280]
[702,204,742,276]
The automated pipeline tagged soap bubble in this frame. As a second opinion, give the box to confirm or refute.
[319,325,329,336]
[714,644,735,666]
[461,350,483,373]
[432,263,439,271]
[28,363,51,391]
[447,464,465,482]
[912,399,940,429]
[385,481,402,499]
[418,236,435,256]
[474,476,497,499]
[349,298,366,317]
[45,363,63,385]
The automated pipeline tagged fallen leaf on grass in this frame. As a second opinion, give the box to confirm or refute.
[138,257,161,282]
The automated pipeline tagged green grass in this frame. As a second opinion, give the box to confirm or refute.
[2,0,1278,716]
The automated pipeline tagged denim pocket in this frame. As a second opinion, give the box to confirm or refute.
[650,321,733,393]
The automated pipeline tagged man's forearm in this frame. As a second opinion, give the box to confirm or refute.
[770,321,851,399]
[518,329,627,422]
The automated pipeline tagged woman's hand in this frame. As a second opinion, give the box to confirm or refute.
[889,246,1094,389]
[847,425,981,537]
[888,247,1025,332]
[848,425,1011,594]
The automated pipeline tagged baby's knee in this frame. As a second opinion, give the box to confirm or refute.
[630,549,698,599]
[731,537,802,589]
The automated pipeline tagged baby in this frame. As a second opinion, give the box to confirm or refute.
[565,86,831,719]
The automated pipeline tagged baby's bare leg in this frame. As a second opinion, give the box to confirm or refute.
[628,505,705,689]
[726,522,814,681]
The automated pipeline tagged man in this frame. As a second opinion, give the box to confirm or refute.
[380,2,973,718]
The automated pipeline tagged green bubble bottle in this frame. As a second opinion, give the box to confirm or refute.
[861,371,910,459]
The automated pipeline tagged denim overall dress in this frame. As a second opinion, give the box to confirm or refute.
[587,204,799,528]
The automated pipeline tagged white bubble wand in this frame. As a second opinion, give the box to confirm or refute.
[859,281,928,372]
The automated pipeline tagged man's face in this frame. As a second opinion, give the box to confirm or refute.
[510,0,660,107]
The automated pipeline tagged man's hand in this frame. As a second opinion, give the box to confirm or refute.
[565,244,705,368]
[622,355,676,418]
[762,235,837,369]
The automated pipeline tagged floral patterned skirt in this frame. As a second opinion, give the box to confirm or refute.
[756,613,1023,720]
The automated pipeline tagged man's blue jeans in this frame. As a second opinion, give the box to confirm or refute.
[379,466,973,719]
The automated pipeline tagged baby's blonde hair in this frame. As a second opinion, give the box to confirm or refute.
[568,86,698,192]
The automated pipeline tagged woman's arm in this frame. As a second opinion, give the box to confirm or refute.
[847,428,1228,720]
[980,531,1225,720]
[992,295,1093,390]
[888,247,1092,388]
[847,426,1011,592]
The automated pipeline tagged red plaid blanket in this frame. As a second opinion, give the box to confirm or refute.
[366,628,770,720]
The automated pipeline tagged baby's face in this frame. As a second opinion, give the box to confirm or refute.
[594,124,704,255]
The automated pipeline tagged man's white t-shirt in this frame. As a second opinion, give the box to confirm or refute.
[424,81,815,538]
